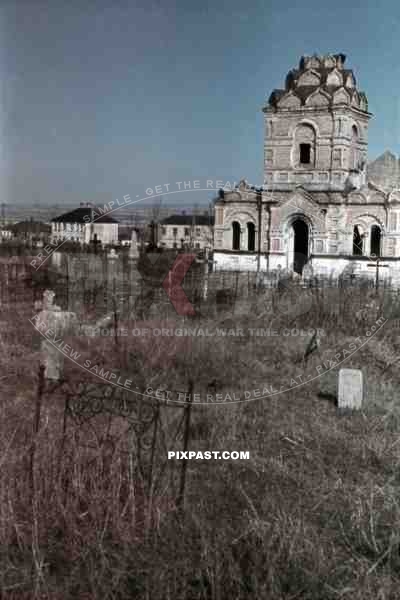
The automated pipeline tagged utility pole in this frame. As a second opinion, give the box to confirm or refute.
[256,189,262,286]
[1,203,6,227]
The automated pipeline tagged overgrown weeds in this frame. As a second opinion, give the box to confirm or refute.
[1,263,400,598]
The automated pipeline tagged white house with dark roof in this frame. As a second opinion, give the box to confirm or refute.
[51,204,119,245]
[158,213,214,250]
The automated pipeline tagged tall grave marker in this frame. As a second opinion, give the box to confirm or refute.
[338,368,363,411]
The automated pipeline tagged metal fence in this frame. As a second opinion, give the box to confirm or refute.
[2,254,400,323]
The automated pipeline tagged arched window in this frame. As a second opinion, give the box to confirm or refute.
[353,225,363,255]
[247,223,255,251]
[370,225,381,257]
[232,221,241,250]
[294,123,316,167]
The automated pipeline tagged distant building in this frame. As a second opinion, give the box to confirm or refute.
[158,213,214,250]
[0,226,13,240]
[9,220,51,243]
[51,205,118,245]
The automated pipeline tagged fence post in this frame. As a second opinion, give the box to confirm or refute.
[29,364,45,502]
[177,380,194,512]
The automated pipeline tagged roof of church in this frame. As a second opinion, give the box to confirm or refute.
[266,53,369,111]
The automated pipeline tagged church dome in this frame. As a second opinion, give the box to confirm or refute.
[267,53,368,111]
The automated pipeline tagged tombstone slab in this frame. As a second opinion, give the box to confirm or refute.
[338,368,363,411]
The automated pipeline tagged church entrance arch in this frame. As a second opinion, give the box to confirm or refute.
[288,218,310,274]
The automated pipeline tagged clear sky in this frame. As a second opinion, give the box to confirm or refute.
[1,0,399,208]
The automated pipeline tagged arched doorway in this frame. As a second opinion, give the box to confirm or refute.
[247,223,255,251]
[290,219,309,274]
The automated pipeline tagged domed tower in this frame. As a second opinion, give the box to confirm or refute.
[263,53,371,192]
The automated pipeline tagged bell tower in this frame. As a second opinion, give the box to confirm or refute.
[263,53,371,192]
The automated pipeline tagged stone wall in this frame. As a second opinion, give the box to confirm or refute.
[264,109,369,190]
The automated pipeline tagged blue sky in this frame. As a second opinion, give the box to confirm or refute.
[1,0,399,208]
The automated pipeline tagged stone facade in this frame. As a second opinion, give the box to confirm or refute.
[213,53,400,283]
[158,214,214,250]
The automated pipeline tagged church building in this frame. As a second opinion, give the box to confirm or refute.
[213,53,400,281]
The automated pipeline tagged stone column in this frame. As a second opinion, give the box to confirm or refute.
[240,226,247,251]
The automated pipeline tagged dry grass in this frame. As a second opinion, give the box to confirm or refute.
[1,265,400,598]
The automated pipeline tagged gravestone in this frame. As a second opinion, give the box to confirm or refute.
[108,248,118,260]
[302,263,313,285]
[87,254,104,284]
[35,289,79,381]
[129,229,139,260]
[51,251,62,268]
[107,248,119,277]
[341,263,359,287]
[338,368,363,411]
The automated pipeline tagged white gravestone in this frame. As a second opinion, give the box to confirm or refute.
[35,289,122,381]
[302,263,313,282]
[107,248,119,276]
[129,229,139,260]
[338,368,363,411]
[108,248,118,260]
[36,290,79,380]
